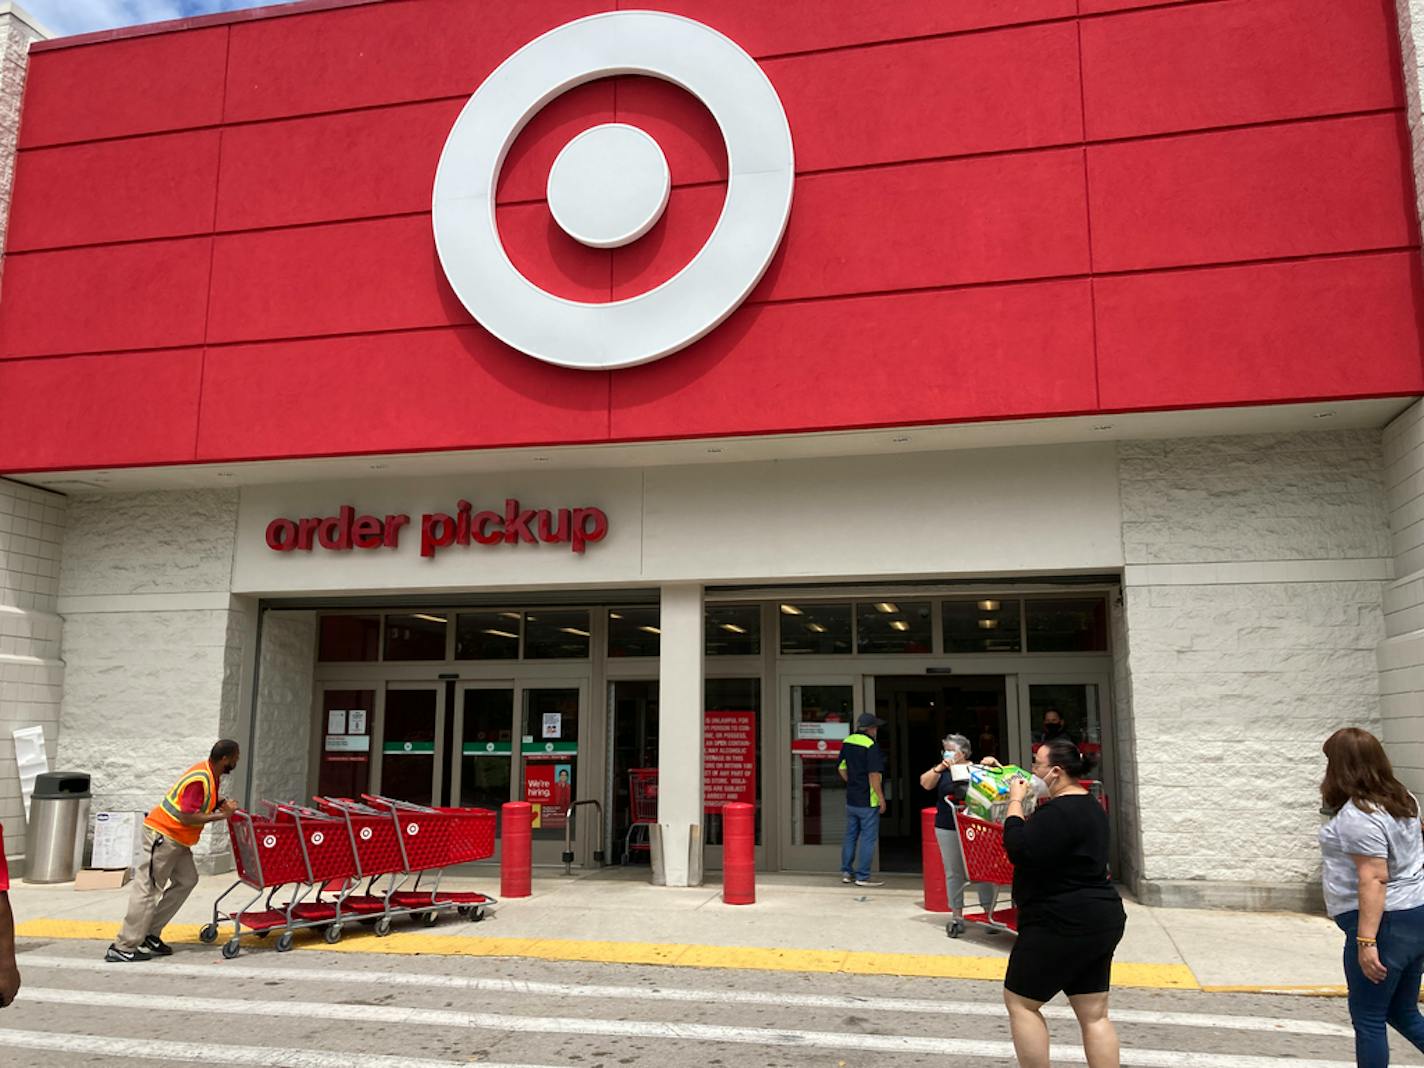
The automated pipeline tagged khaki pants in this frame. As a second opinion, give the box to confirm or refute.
[115,827,198,950]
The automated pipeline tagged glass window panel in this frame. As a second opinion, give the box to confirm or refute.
[454,610,521,660]
[611,680,658,865]
[523,688,579,841]
[607,606,660,658]
[383,613,448,661]
[317,615,380,662]
[789,683,854,846]
[856,600,932,654]
[317,688,374,797]
[380,688,437,804]
[1025,598,1108,652]
[706,604,760,656]
[942,599,1022,653]
[779,602,852,655]
[459,687,515,836]
[524,609,591,659]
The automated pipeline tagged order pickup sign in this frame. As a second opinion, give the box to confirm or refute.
[704,711,755,813]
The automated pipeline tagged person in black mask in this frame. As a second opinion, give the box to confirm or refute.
[1032,708,1076,748]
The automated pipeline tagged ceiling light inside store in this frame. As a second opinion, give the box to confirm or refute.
[609,612,623,620]
[483,629,518,639]
[413,614,447,624]
[875,602,898,614]
[560,627,590,637]
[978,600,999,612]
[639,626,662,635]
[500,612,521,620]
[889,621,909,631]
[806,623,827,633]
[780,604,804,616]
[721,624,747,634]
[978,619,999,629]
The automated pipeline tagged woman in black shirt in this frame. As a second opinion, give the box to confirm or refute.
[1002,738,1125,1068]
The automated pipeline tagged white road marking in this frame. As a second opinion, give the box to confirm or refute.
[0,1028,558,1068]
[16,953,1352,1039]
[16,986,1360,1068]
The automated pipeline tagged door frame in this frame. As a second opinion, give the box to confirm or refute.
[778,672,863,873]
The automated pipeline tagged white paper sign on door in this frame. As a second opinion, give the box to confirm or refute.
[327,709,347,735]
[542,713,562,739]
[348,709,367,734]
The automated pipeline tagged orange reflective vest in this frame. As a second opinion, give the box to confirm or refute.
[144,761,218,848]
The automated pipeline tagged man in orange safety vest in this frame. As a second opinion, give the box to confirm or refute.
[106,740,240,962]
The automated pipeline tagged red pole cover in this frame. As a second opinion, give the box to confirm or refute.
[501,801,533,898]
[722,801,756,905]
[921,805,949,913]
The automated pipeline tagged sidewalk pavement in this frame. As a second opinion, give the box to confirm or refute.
[7,866,1349,995]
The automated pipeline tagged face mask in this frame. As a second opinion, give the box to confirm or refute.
[943,750,957,763]
[1043,723,1062,736]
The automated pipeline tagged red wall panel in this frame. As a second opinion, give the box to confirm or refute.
[0,239,212,358]
[623,0,1075,57]
[768,24,1083,173]
[19,28,229,147]
[195,329,610,461]
[206,217,469,344]
[0,350,203,469]
[9,130,222,251]
[224,0,612,123]
[0,0,1419,474]
[609,281,1098,438]
[1081,0,1404,140]
[1096,253,1424,410]
[1089,115,1418,272]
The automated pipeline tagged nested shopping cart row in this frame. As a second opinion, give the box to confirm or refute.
[203,795,497,958]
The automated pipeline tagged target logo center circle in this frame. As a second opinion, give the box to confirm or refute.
[432,11,794,370]
[548,123,670,249]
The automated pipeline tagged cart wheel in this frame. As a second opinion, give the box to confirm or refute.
[374,916,392,937]
[456,906,470,918]
[199,923,219,945]
[276,931,295,953]
[323,924,342,945]
[420,909,440,927]
[221,939,241,960]
[470,907,487,923]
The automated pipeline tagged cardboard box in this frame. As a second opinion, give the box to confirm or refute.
[91,811,141,870]
[75,868,130,891]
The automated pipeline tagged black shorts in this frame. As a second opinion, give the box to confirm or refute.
[1003,918,1126,1003]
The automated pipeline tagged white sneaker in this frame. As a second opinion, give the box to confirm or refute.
[855,879,884,888]
[841,874,854,884]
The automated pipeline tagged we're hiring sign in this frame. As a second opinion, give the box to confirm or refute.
[265,500,610,559]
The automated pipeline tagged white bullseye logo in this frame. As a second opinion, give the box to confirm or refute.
[432,10,795,370]
[360,827,373,841]
[311,832,325,846]
[407,822,420,836]
[262,835,277,849]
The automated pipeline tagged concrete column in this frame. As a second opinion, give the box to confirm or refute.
[654,583,703,887]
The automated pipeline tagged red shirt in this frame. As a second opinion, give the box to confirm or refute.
[178,781,206,814]
[0,824,9,891]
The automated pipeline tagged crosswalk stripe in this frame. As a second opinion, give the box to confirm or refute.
[16,953,1352,1039]
[17,985,1357,1068]
[0,1028,556,1068]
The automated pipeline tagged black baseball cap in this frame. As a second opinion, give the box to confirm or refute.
[856,712,886,730]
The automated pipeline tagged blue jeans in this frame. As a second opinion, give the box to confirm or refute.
[841,805,879,881]
[1336,905,1424,1066]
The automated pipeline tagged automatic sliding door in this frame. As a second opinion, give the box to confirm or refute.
[377,684,444,805]
[522,685,585,860]
[781,677,859,871]
[454,683,516,843]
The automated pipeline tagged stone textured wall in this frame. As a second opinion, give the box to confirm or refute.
[56,490,249,869]
[249,611,316,806]
[1380,401,1424,795]
[1119,431,1392,908]
[0,478,64,865]
[0,6,44,268]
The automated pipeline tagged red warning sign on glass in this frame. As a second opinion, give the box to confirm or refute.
[704,711,756,813]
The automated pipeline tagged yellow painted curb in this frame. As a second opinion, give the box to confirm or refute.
[17,917,1198,990]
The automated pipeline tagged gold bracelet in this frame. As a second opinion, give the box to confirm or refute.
[1357,937,1378,946]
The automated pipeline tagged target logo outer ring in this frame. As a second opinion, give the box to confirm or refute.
[432,10,795,371]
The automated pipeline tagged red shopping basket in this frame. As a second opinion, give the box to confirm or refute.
[230,810,308,890]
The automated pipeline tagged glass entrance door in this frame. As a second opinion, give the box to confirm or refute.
[375,683,445,805]
[781,677,859,872]
[453,682,516,849]
[522,686,582,853]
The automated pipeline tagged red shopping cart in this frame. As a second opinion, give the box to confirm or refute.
[952,813,1019,935]
[355,795,498,927]
[622,768,657,865]
[202,803,357,958]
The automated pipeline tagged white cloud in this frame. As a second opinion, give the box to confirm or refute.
[23,0,283,37]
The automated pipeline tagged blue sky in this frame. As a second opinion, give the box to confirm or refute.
[23,0,285,37]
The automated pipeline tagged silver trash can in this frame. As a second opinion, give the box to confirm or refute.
[25,771,92,883]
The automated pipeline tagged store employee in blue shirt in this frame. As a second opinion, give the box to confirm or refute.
[838,712,887,888]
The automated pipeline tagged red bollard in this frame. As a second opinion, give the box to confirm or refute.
[502,801,532,898]
[921,806,949,912]
[722,802,756,905]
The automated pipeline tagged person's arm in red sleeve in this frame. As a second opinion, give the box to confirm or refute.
[0,827,18,1007]
[173,782,236,827]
